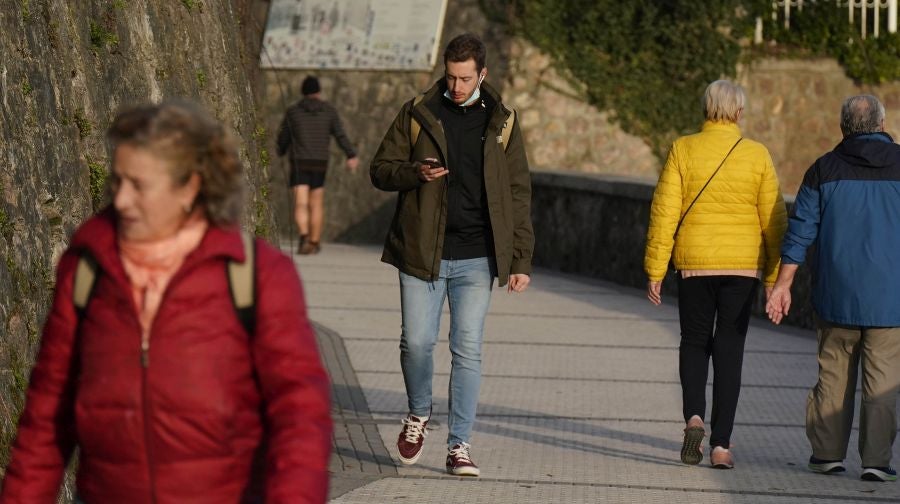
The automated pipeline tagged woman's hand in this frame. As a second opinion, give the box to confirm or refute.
[766,285,792,325]
[647,280,662,305]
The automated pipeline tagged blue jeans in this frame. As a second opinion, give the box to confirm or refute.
[399,257,494,447]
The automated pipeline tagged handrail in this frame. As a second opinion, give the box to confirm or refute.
[755,0,898,42]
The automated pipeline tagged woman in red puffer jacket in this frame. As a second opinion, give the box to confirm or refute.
[0,101,332,504]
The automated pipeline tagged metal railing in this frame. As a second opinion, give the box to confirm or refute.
[755,0,899,42]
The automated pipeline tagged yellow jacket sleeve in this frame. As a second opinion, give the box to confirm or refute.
[757,153,788,286]
[644,143,684,282]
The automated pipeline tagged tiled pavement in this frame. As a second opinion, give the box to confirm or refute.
[293,243,900,504]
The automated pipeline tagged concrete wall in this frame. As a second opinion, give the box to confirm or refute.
[530,171,816,330]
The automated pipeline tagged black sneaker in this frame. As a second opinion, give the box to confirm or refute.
[861,466,897,482]
[808,456,846,474]
[396,414,429,465]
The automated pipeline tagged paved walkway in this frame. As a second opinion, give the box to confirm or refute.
[294,244,900,504]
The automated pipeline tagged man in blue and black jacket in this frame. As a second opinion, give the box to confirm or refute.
[767,95,900,482]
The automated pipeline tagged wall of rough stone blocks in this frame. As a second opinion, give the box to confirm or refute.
[0,0,270,473]
[738,58,900,194]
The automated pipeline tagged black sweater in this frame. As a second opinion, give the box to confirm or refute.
[429,94,495,260]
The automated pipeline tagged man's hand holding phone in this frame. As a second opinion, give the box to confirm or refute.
[418,158,449,182]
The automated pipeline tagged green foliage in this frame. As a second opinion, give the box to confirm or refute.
[752,2,900,84]
[73,109,92,139]
[113,0,126,8]
[254,184,271,238]
[486,1,756,158]
[196,70,207,89]
[252,125,270,168]
[20,79,32,97]
[21,0,30,22]
[87,158,108,211]
[485,1,900,160]
[0,210,11,242]
[182,0,202,12]
[89,20,118,49]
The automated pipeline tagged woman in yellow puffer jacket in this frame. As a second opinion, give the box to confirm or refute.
[644,80,787,470]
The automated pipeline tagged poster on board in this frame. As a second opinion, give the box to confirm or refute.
[260,0,449,71]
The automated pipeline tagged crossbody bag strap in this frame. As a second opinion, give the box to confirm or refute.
[673,138,742,239]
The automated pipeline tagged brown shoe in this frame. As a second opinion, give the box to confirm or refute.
[298,241,320,255]
[296,235,308,254]
[710,446,734,469]
[681,416,705,465]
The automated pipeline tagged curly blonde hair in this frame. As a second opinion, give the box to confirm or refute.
[106,100,244,226]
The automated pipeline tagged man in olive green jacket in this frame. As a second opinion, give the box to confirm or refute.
[370,33,534,477]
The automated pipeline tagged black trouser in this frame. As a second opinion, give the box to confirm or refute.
[677,275,758,449]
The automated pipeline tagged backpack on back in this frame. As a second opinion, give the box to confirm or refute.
[73,231,257,335]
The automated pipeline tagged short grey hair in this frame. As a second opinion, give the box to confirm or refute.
[840,95,885,136]
[703,80,746,123]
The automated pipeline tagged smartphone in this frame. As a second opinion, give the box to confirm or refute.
[421,159,443,169]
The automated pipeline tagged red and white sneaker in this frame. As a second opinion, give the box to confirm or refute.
[446,442,480,477]
[397,414,429,465]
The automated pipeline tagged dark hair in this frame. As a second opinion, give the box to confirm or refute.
[106,100,244,226]
[444,33,486,72]
[301,75,320,96]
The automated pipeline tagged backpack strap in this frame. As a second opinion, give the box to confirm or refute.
[73,252,99,319]
[227,231,256,336]
[409,96,517,151]
[408,94,426,149]
[500,109,516,152]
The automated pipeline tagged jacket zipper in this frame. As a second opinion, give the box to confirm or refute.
[135,315,158,504]
[426,117,448,281]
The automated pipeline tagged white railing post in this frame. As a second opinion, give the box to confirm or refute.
[889,0,898,33]
[769,0,897,42]
[755,16,764,44]
[862,0,868,38]
[785,0,791,29]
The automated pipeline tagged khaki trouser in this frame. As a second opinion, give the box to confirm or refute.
[807,319,900,466]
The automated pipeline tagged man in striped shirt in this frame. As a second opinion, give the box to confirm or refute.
[277,76,358,254]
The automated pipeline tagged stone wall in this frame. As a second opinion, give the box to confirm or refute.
[0,0,270,473]
[258,6,900,243]
[738,58,900,194]
[531,171,816,330]
[258,0,518,245]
